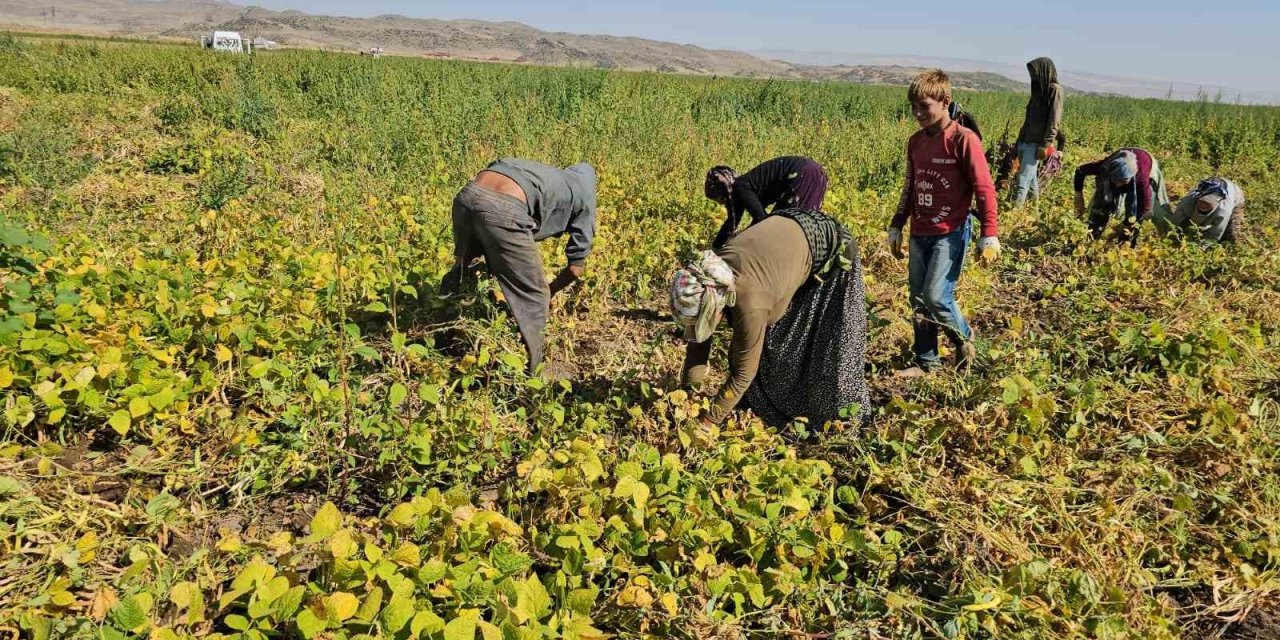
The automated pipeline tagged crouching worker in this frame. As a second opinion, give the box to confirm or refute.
[439,158,597,374]
[705,156,829,249]
[672,209,870,431]
[1155,177,1246,245]
[1073,148,1171,246]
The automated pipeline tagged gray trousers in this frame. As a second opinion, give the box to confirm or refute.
[442,183,549,373]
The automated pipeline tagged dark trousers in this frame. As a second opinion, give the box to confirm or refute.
[441,183,549,373]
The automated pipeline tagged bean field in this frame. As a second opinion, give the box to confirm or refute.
[2,34,1280,639]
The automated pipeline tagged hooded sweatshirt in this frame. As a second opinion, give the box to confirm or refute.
[1016,57,1064,148]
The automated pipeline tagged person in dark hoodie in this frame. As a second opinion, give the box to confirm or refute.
[1012,57,1065,206]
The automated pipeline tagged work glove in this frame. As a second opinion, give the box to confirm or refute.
[1038,145,1056,161]
[978,236,1001,264]
[887,227,905,260]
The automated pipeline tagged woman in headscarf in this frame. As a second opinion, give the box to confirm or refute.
[704,156,829,249]
[1156,177,1246,245]
[671,209,870,431]
[1073,148,1171,246]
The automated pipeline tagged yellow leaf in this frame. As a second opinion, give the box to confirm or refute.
[0,366,12,389]
[216,531,242,553]
[326,592,359,621]
[170,582,198,608]
[660,592,679,617]
[961,590,1005,612]
[129,396,151,418]
[390,542,420,567]
[328,529,357,559]
[386,503,416,528]
[478,620,503,640]
[216,344,233,363]
[305,502,342,542]
[108,410,130,435]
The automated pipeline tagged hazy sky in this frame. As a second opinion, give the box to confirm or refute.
[241,0,1279,93]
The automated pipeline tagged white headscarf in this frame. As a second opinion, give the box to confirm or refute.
[670,251,736,343]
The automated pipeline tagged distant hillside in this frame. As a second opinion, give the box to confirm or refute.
[0,0,1044,93]
[790,64,1025,93]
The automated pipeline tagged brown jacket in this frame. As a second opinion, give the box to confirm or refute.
[682,216,812,423]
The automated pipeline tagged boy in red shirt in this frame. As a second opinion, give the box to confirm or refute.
[887,69,1000,376]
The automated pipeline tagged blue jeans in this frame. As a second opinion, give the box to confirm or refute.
[1013,141,1039,205]
[908,221,972,369]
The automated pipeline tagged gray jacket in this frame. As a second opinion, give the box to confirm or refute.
[1169,178,1244,243]
[484,158,598,265]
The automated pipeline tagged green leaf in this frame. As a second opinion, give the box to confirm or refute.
[411,610,446,637]
[419,559,447,583]
[275,586,306,619]
[418,382,441,405]
[356,586,384,622]
[295,608,325,639]
[388,382,407,407]
[443,612,477,640]
[108,410,131,436]
[566,588,597,616]
[513,575,551,623]
[247,360,272,379]
[779,488,810,516]
[306,502,342,542]
[225,614,251,631]
[379,594,414,633]
[109,595,148,631]
[0,475,21,498]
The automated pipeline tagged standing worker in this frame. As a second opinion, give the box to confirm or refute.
[439,158,597,374]
[886,70,1000,377]
[1073,148,1171,246]
[1012,57,1065,206]
[704,156,829,249]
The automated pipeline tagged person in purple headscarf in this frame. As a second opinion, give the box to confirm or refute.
[704,156,829,249]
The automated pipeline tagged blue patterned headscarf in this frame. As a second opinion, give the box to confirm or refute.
[1103,151,1138,182]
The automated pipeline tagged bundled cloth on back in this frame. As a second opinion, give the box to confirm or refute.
[742,209,870,427]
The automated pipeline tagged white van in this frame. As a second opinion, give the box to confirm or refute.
[200,31,251,54]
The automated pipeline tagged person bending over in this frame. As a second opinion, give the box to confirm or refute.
[704,156,829,249]
[1156,177,1245,245]
[440,157,596,374]
[673,210,869,432]
[1073,148,1171,246]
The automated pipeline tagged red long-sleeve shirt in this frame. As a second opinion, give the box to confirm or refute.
[891,121,999,238]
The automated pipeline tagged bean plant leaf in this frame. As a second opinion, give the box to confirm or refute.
[305,502,342,542]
